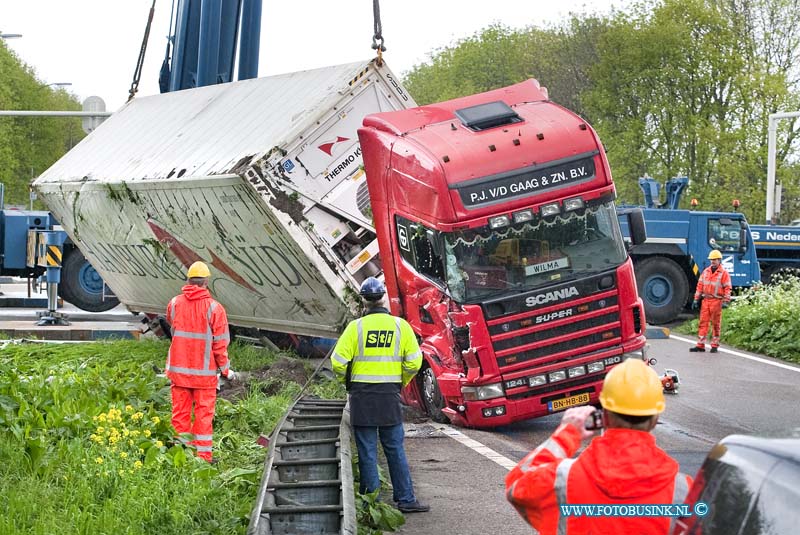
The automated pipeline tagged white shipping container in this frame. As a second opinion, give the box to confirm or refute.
[33,59,416,337]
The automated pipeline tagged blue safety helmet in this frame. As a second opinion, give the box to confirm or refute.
[359,277,386,301]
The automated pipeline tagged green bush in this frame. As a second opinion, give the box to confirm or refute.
[677,275,800,363]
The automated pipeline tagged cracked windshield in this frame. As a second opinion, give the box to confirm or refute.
[441,202,626,302]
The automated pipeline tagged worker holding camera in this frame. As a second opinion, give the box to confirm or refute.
[505,359,693,534]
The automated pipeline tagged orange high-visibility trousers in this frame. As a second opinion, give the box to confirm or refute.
[171,385,217,461]
[696,298,723,349]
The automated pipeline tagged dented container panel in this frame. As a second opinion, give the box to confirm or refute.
[37,176,350,337]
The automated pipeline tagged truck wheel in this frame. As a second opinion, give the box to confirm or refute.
[419,366,449,423]
[60,250,120,312]
[634,257,688,324]
[762,264,800,285]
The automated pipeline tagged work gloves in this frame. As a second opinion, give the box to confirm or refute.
[722,302,730,309]
[226,370,237,382]
[691,300,699,311]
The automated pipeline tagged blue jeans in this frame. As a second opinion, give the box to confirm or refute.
[353,424,416,505]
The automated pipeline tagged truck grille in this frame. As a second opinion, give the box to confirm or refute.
[483,272,622,375]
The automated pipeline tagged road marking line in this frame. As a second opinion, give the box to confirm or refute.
[671,334,800,373]
[438,424,518,471]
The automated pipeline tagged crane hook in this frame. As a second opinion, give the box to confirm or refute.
[371,0,386,66]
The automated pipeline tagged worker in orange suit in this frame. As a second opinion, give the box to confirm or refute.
[690,249,732,353]
[506,359,693,535]
[165,261,235,462]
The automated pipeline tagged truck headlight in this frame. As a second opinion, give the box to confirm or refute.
[568,365,586,378]
[587,361,605,374]
[529,374,547,387]
[540,203,561,217]
[461,382,505,401]
[564,197,584,211]
[488,215,511,229]
[548,370,567,382]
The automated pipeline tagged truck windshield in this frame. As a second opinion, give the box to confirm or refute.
[442,202,627,302]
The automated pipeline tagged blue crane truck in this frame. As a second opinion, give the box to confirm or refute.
[748,224,800,282]
[0,184,119,312]
[617,177,761,324]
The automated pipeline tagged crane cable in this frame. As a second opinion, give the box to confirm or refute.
[371,0,386,66]
[128,0,157,102]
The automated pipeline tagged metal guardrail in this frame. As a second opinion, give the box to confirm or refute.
[248,395,355,535]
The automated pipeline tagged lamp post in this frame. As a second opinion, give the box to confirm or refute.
[44,82,72,89]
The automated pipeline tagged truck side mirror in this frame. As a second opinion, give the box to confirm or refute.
[626,208,647,246]
[739,221,748,252]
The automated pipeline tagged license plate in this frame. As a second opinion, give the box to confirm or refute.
[547,392,591,412]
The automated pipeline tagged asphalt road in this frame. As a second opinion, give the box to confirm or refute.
[398,333,800,535]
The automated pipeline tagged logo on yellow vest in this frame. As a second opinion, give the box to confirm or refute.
[365,330,395,348]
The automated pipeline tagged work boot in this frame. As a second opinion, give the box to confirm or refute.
[689,346,705,352]
[710,347,718,353]
[397,500,430,513]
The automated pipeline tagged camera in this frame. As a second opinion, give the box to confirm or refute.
[584,408,604,430]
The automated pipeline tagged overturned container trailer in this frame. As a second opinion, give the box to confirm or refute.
[35,59,649,427]
[34,59,410,338]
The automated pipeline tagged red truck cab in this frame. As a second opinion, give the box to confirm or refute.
[358,80,647,427]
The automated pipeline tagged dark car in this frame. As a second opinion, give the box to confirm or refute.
[672,435,800,535]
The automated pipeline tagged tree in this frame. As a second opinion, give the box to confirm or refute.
[0,41,85,206]
[584,0,800,220]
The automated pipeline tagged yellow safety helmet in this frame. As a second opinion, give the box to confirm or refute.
[708,250,723,260]
[186,261,211,279]
[599,358,665,416]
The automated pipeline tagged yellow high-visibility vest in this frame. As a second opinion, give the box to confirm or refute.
[331,312,422,387]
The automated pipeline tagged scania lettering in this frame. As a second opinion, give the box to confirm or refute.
[526,286,579,307]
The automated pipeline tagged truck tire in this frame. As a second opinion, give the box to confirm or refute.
[419,366,449,423]
[762,264,800,285]
[634,257,689,325]
[60,249,120,312]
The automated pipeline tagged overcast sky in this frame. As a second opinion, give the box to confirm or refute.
[2,0,628,111]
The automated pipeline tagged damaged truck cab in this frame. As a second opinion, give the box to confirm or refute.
[359,81,648,427]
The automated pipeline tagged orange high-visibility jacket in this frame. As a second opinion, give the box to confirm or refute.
[506,425,693,535]
[165,284,231,389]
[694,265,732,302]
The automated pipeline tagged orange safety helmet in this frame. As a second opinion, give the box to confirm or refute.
[186,261,211,279]
[599,359,665,416]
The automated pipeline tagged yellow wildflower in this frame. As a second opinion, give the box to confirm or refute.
[155,440,164,448]
[125,405,134,413]
[152,416,161,424]
[95,457,103,464]
[98,414,107,423]
[119,469,126,476]
[122,429,130,437]
[128,439,134,446]
[134,461,143,469]
[96,426,105,434]
[143,429,151,437]
[132,412,144,421]
[119,452,128,459]
[131,430,140,437]
[138,448,145,454]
